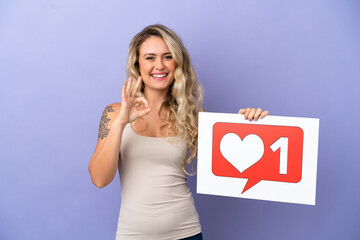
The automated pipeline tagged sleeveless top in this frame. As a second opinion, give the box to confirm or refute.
[115,123,201,240]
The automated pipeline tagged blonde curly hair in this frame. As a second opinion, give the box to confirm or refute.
[125,24,204,174]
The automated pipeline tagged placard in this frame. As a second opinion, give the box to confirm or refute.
[197,112,319,205]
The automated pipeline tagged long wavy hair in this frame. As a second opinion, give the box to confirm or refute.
[125,24,204,174]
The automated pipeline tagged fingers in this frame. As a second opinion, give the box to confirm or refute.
[125,78,132,97]
[242,107,269,121]
[254,108,262,121]
[137,107,152,118]
[124,76,142,99]
[238,108,246,114]
[121,84,126,102]
[243,108,252,120]
[125,76,142,98]
[132,76,142,96]
[135,97,151,117]
[135,97,150,108]
[259,110,269,119]
[247,108,256,120]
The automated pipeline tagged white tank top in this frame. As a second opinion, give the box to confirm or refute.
[115,123,201,240]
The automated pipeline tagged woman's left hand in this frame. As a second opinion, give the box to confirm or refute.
[238,108,269,121]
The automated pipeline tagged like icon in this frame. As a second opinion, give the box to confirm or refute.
[197,112,319,205]
[212,122,303,193]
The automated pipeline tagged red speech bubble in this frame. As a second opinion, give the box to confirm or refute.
[212,122,304,193]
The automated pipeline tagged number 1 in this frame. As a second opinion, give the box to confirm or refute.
[270,137,289,175]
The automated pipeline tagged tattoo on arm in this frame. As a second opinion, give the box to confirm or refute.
[98,106,115,140]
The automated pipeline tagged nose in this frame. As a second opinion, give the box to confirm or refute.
[154,58,165,70]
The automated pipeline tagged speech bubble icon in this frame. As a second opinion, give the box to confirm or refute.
[212,122,304,194]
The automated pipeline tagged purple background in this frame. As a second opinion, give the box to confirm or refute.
[1,0,359,239]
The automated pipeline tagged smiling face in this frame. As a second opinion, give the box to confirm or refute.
[138,36,176,93]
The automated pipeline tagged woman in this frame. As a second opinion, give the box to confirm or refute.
[88,24,268,240]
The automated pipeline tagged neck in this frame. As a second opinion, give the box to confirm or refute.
[143,87,169,111]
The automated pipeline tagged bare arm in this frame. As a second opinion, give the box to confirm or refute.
[88,103,125,188]
[88,77,151,188]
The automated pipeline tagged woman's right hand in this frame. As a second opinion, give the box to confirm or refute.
[116,76,151,125]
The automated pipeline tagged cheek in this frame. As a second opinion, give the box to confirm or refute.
[168,62,176,73]
[138,59,149,71]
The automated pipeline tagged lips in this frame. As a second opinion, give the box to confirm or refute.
[151,73,168,81]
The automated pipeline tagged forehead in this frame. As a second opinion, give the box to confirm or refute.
[139,36,170,55]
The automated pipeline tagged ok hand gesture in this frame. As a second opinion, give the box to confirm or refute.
[116,77,151,125]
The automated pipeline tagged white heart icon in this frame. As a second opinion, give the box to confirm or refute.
[220,133,264,173]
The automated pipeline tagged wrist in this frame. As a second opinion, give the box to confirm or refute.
[113,118,128,129]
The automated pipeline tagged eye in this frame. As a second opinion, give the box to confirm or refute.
[163,55,173,60]
[145,56,155,60]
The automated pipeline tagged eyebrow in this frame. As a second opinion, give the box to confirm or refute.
[143,52,172,57]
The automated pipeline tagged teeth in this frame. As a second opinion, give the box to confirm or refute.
[152,74,167,78]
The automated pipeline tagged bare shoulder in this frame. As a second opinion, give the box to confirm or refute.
[104,102,121,112]
[98,102,121,140]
